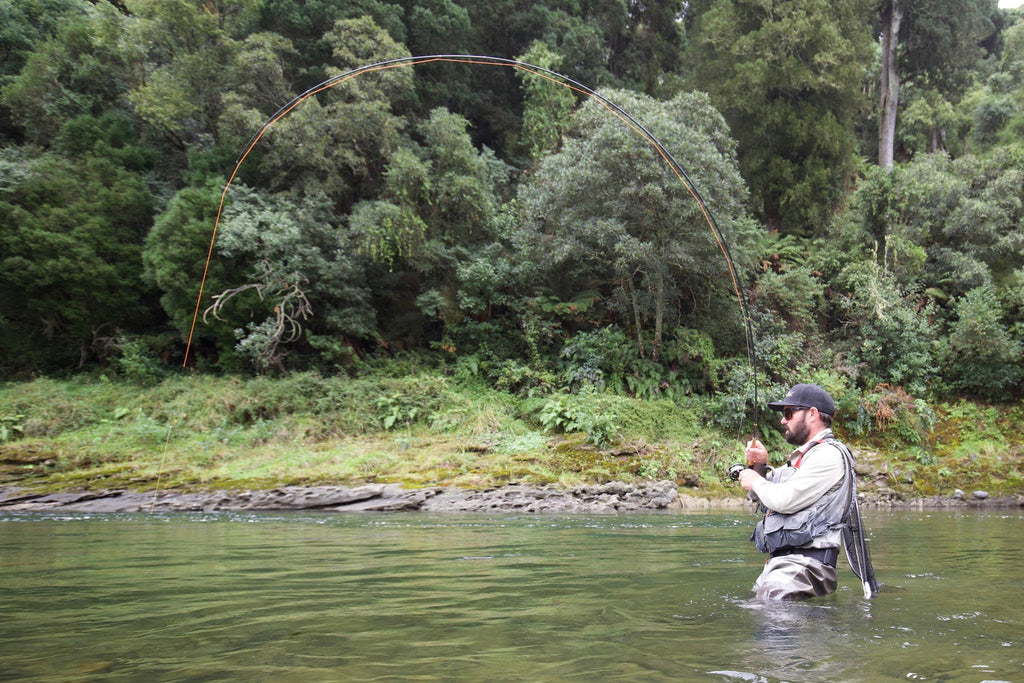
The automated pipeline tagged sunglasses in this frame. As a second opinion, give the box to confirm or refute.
[781,406,810,420]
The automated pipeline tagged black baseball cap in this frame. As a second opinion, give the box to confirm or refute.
[767,383,835,415]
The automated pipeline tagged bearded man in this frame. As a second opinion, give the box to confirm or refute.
[739,383,857,600]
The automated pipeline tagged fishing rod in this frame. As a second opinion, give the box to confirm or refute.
[183,54,761,435]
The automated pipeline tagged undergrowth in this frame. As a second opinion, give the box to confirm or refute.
[1,373,1022,498]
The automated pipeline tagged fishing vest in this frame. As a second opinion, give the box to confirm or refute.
[752,436,856,555]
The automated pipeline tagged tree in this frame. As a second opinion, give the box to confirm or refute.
[0,147,157,372]
[610,0,687,95]
[241,16,413,210]
[2,2,133,146]
[125,0,252,152]
[852,152,1024,299]
[876,0,998,168]
[257,0,407,82]
[515,41,576,160]
[210,186,375,372]
[517,89,754,361]
[952,17,1024,156]
[0,0,93,142]
[687,0,876,233]
[142,178,247,366]
[878,0,904,168]
[404,0,474,112]
[822,147,1024,395]
[828,262,939,396]
[349,107,513,335]
[944,286,1022,398]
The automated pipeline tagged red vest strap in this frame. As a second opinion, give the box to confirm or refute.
[792,439,827,469]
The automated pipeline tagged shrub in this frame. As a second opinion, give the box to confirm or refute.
[559,327,632,392]
[830,263,939,397]
[537,389,622,447]
[111,338,168,386]
[944,286,1022,400]
[848,384,936,446]
[661,327,719,395]
[751,266,825,333]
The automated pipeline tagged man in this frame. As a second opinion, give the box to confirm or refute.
[739,383,857,600]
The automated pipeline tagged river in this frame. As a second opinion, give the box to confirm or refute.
[1,509,1020,682]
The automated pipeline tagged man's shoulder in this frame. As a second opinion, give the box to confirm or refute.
[812,435,848,450]
[806,437,848,464]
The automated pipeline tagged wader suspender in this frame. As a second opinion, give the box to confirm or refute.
[805,438,880,599]
[791,439,855,513]
[791,438,828,469]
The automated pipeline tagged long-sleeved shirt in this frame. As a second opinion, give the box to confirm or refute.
[751,429,846,548]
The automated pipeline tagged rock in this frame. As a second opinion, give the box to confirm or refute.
[1,481,1016,513]
[0,481,682,514]
[242,484,393,510]
[676,493,749,510]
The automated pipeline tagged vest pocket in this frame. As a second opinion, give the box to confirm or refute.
[753,507,818,553]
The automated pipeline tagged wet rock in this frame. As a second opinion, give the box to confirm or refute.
[0,481,682,514]
[4,483,1017,514]
[420,481,680,513]
[677,493,748,510]
[241,484,395,510]
[952,489,965,500]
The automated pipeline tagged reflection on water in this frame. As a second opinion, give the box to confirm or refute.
[0,509,1021,682]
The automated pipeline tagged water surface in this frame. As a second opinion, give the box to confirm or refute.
[1,509,1020,681]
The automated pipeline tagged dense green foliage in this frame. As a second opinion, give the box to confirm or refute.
[687,0,876,234]
[2,0,1024,444]
[3,374,1022,498]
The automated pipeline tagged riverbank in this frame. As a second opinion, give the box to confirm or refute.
[2,481,1021,515]
[2,374,1024,508]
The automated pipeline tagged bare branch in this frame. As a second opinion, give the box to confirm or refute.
[204,260,314,372]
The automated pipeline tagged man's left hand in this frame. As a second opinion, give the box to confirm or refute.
[738,467,763,492]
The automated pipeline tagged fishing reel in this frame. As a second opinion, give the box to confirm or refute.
[727,462,767,481]
[727,463,747,481]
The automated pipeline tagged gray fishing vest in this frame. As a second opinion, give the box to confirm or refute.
[752,437,855,554]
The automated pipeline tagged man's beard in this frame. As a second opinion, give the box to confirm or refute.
[785,417,811,446]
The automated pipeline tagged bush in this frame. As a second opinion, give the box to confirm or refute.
[661,327,720,395]
[559,327,633,392]
[847,384,936,446]
[112,338,168,386]
[751,266,825,333]
[830,263,939,397]
[747,307,807,385]
[944,286,1022,399]
[486,359,556,396]
[537,389,622,447]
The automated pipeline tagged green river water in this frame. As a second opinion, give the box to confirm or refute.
[1,508,1021,682]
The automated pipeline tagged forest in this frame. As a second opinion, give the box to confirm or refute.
[1,0,1023,458]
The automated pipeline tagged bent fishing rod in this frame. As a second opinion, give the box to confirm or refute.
[183,54,762,436]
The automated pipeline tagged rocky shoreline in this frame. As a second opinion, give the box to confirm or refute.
[0,481,681,514]
[1,482,1022,514]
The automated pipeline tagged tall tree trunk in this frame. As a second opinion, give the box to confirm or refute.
[879,0,903,169]
[626,276,645,359]
[652,266,665,363]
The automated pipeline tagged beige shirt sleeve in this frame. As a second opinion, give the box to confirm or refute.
[751,442,845,514]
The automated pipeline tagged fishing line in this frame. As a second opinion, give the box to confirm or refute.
[150,421,174,514]
[183,54,761,433]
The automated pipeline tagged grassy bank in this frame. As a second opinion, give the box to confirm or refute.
[2,373,1023,501]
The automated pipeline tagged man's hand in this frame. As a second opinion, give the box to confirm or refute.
[737,467,763,492]
[745,438,768,467]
